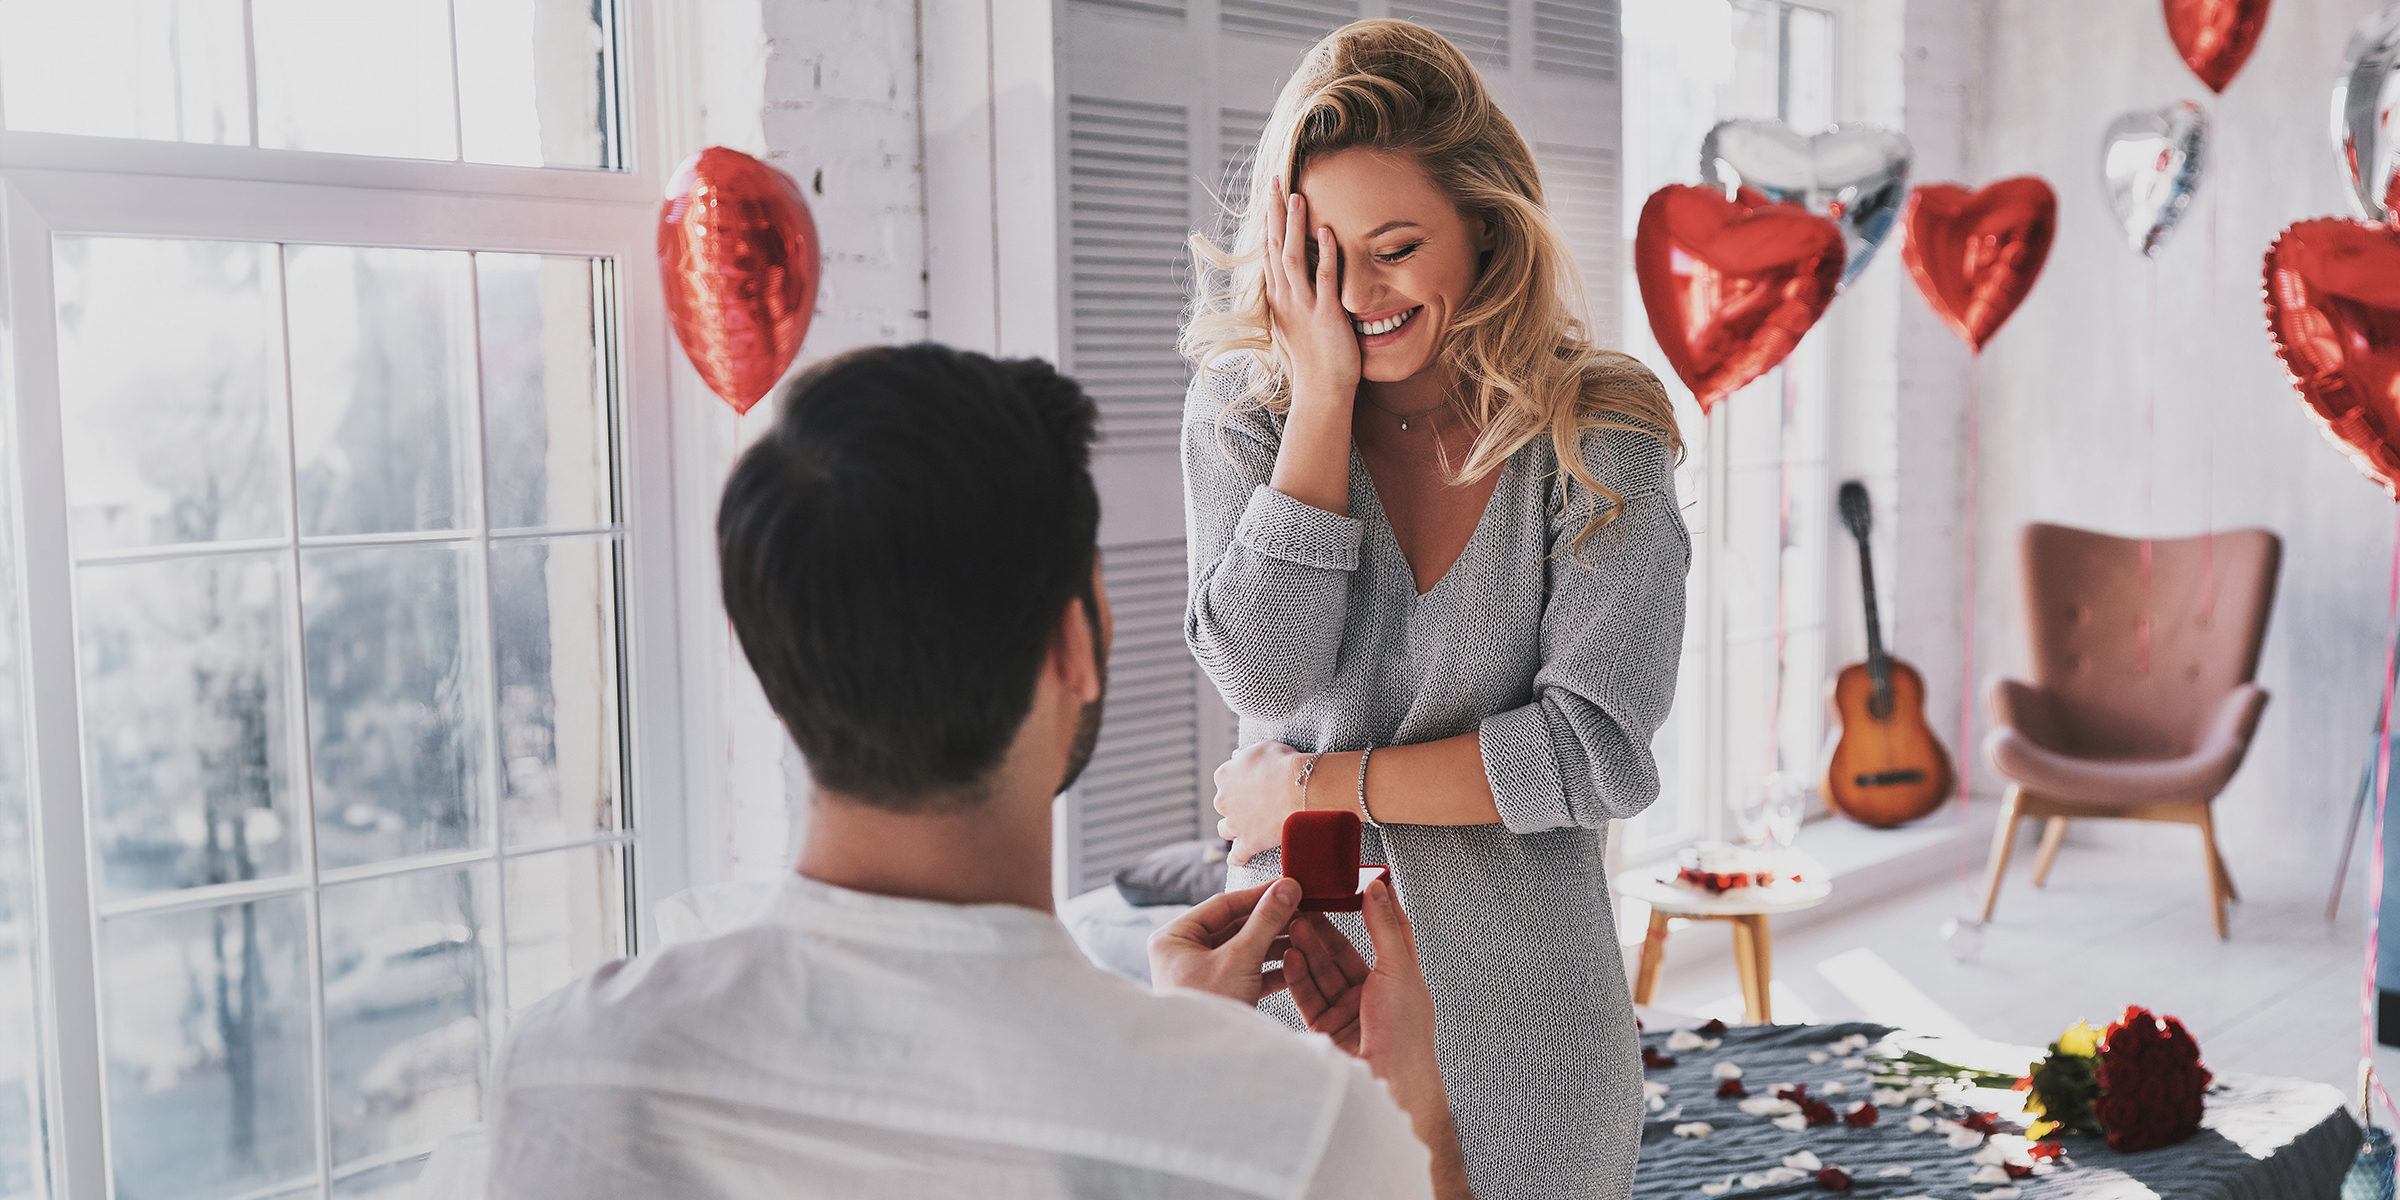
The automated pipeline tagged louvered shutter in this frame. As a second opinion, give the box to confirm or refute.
[1058,0,1620,896]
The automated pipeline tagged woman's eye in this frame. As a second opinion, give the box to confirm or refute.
[1376,243,1423,264]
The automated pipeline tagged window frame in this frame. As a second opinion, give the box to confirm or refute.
[0,5,695,1194]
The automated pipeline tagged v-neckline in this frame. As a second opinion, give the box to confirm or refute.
[1354,444,1508,599]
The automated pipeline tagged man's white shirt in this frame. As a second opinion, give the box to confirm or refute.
[462,875,1432,1199]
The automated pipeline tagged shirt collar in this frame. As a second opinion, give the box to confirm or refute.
[765,874,1087,959]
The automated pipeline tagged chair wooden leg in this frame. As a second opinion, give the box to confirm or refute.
[1730,914,1773,1024]
[2212,838,2239,904]
[1634,909,1670,1006]
[2031,817,2070,888]
[2197,806,2230,939]
[1980,787,2027,922]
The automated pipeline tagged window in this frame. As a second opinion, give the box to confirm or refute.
[1619,0,1838,860]
[0,4,685,1195]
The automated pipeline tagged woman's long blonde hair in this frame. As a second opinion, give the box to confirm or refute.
[1181,19,1680,553]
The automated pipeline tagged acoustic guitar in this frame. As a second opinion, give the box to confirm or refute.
[1823,481,1953,828]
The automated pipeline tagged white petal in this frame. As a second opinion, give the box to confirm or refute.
[1782,1150,1822,1171]
[1967,1164,2013,1184]
[1644,1080,1671,1100]
[1773,1113,1809,1132]
[1873,1088,1908,1105]
[1673,1122,1714,1138]
[1879,1166,1914,1177]
[1713,1061,1745,1080]
[1667,1028,1706,1051]
[1648,1096,1666,1112]
[1912,1097,1938,1113]
[1981,1189,2022,1200]
[1701,1038,1723,1049]
[1739,1096,1800,1117]
[1970,1144,2004,1165]
[1807,1051,1830,1064]
[1907,1116,1933,1133]
[1948,1128,1987,1150]
[1763,1167,1810,1184]
[1739,1173,1770,1188]
[1821,1081,1848,1095]
[1700,1184,1732,1197]
[1841,1056,1869,1070]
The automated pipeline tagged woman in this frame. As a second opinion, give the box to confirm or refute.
[1179,20,1688,1200]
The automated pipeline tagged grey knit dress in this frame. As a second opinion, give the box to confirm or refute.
[1181,357,1690,1200]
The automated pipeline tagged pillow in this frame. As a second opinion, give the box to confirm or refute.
[1113,839,1231,907]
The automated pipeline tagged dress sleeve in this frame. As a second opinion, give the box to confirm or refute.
[1182,362,1364,723]
[1478,426,1691,834]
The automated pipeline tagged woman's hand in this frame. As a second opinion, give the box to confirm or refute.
[1264,179,1361,401]
[1213,739,1310,866]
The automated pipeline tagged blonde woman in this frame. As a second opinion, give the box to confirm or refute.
[1181,20,1688,1199]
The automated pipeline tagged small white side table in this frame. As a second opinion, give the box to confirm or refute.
[1613,855,1831,1025]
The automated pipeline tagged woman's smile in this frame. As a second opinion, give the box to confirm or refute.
[1353,305,1423,346]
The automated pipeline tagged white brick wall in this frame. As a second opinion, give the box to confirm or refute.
[683,0,931,884]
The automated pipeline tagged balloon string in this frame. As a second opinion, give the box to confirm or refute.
[1770,365,1794,777]
[2364,505,2400,1128]
[1959,353,1981,891]
[2202,98,2220,627]
[2139,259,2157,678]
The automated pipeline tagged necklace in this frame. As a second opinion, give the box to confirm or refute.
[1363,394,1449,431]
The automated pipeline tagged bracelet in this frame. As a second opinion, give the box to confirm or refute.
[1294,752,1325,810]
[1355,745,1380,827]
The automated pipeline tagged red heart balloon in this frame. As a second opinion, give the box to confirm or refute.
[2263,217,2400,498]
[1900,178,2058,354]
[659,147,821,414]
[1633,184,1845,414]
[2163,0,2270,94]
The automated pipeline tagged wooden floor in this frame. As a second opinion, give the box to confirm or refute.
[1634,825,2392,1093]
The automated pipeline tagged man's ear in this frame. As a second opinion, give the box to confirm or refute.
[1050,595,1104,705]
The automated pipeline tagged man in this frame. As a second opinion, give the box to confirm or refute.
[480,345,1470,1198]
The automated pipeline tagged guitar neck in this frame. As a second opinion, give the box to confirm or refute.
[1855,536,1889,675]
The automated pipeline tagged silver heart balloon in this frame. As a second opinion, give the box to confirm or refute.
[1698,119,1912,290]
[2100,101,2209,258]
[2333,4,2400,223]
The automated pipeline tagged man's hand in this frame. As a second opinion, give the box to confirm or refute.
[1286,878,1472,1200]
[1148,879,1301,1005]
[1284,878,1439,1082]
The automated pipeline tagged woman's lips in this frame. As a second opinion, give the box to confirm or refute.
[1354,306,1422,348]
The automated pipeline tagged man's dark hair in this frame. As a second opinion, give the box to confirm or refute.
[717,344,1101,809]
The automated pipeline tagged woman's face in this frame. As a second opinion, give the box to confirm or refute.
[1292,147,1491,384]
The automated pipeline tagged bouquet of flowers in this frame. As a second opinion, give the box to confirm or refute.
[2019,1006,2211,1152]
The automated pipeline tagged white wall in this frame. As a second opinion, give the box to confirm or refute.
[666,0,930,887]
[1919,0,2394,871]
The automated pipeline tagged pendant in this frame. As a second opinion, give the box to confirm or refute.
[1399,419,1410,431]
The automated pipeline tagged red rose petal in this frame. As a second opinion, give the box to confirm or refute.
[1717,1078,1748,1099]
[2028,1140,2064,1161]
[1843,1103,1879,1128]
[2003,1163,2033,1179]
[1815,1167,1853,1191]
[1801,1098,1838,1126]
[1642,1047,1677,1070]
[1697,1018,1729,1036]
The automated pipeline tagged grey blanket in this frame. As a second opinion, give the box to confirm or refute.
[1634,1022,2362,1199]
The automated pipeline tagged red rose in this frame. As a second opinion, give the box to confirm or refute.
[1815,1167,1852,1191]
[1717,1078,1748,1099]
[2093,1007,2210,1152]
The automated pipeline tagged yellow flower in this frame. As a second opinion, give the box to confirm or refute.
[2028,1117,2059,1140]
[2055,1021,2100,1059]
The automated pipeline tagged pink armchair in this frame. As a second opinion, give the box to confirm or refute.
[1978,523,2281,938]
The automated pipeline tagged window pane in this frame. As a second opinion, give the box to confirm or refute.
[252,0,458,161]
[1784,6,1833,134]
[287,246,478,538]
[322,866,493,1172]
[55,237,290,554]
[477,255,609,531]
[102,896,316,1198]
[1721,1,1779,120]
[330,1157,423,1199]
[78,555,301,900]
[303,546,489,870]
[0,0,248,143]
[495,539,621,846]
[0,381,43,1196]
[455,1,614,169]
[505,844,624,1016]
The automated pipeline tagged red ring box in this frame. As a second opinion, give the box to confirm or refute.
[1282,809,1391,913]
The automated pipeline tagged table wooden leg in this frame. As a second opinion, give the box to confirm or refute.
[1729,914,1774,1025]
[1634,909,1670,1006]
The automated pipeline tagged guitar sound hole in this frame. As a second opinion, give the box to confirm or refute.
[1854,769,1928,787]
